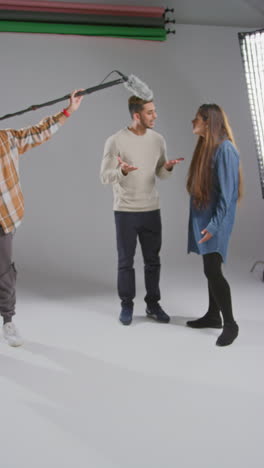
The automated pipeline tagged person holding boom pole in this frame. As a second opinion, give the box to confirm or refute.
[0,90,83,346]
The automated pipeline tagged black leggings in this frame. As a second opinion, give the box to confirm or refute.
[203,253,235,325]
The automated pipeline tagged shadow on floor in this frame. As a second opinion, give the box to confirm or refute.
[17,269,115,299]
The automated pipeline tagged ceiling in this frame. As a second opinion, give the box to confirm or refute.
[47,0,264,28]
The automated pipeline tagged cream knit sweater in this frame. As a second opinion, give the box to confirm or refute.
[100,128,172,212]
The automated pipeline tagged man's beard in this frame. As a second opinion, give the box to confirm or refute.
[140,119,154,129]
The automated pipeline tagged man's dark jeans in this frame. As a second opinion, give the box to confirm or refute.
[114,210,162,308]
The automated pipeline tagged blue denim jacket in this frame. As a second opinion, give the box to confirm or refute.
[188,140,239,262]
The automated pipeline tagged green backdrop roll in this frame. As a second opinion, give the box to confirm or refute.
[0,20,166,40]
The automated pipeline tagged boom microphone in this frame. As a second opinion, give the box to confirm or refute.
[114,71,153,101]
[0,70,153,121]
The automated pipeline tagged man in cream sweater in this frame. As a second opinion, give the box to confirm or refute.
[100,96,183,325]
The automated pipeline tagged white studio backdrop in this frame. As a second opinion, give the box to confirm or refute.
[0,24,263,288]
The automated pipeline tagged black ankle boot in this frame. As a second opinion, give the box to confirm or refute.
[186,312,222,329]
[216,322,239,346]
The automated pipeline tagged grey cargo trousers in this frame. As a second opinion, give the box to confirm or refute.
[0,226,16,321]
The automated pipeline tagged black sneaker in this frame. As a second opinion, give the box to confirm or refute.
[119,307,133,326]
[146,303,170,323]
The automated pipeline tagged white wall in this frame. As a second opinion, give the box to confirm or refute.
[1,24,263,286]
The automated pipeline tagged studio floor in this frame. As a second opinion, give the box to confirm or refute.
[0,261,263,468]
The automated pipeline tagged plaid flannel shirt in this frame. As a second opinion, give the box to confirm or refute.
[0,111,65,233]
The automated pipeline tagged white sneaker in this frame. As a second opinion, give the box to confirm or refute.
[3,322,23,347]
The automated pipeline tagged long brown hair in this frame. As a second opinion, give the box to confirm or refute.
[186,104,243,208]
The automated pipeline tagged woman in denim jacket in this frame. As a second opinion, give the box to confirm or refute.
[186,104,243,347]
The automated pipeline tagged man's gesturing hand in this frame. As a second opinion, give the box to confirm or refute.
[164,157,184,170]
[118,156,138,175]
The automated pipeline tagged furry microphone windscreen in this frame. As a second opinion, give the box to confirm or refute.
[124,75,153,101]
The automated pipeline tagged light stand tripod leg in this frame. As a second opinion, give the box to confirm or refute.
[250,260,264,282]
